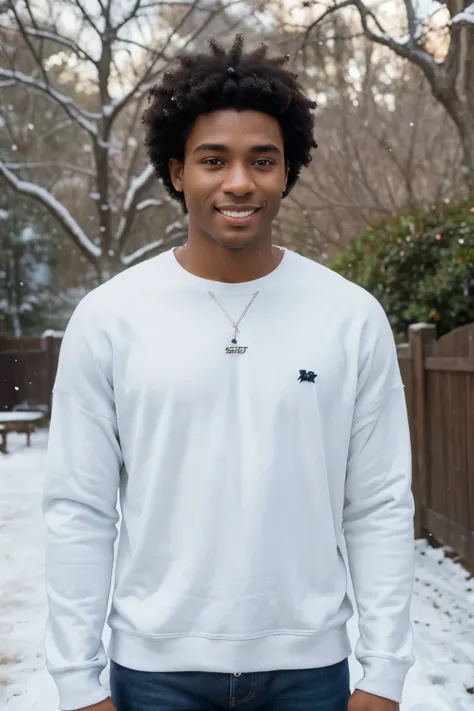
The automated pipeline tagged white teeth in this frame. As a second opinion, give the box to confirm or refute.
[219,209,256,218]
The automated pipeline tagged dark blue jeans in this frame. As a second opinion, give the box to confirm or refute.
[109,658,350,711]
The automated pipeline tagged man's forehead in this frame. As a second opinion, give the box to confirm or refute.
[188,109,283,144]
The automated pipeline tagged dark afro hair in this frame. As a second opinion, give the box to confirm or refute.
[141,34,317,210]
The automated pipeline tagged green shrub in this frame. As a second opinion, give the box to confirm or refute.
[329,198,474,341]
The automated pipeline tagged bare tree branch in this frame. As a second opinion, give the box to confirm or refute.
[0,68,100,135]
[116,164,156,250]
[74,0,103,36]
[0,25,97,64]
[9,1,47,86]
[107,0,203,121]
[115,0,142,31]
[136,198,165,211]
[121,232,185,267]
[451,2,474,24]
[108,0,250,122]
[301,0,440,79]
[404,0,418,40]
[39,119,73,141]
[299,0,355,51]
[4,161,96,177]
[0,162,100,260]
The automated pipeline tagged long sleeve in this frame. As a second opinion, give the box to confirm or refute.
[43,296,122,711]
[343,299,415,703]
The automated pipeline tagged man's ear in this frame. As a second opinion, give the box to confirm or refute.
[169,158,184,192]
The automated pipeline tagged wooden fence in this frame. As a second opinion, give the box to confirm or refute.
[400,323,474,564]
[1,323,473,565]
[0,336,62,414]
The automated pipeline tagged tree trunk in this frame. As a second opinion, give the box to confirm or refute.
[432,21,474,193]
[95,254,124,285]
[11,249,23,338]
[433,88,474,193]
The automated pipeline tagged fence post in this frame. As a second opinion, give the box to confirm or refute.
[409,323,436,538]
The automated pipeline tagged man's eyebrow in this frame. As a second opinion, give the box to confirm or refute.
[250,144,282,155]
[193,143,282,155]
[193,143,227,153]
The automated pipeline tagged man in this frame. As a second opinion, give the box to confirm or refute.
[43,34,415,711]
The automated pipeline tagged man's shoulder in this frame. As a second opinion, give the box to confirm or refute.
[287,249,382,318]
[74,250,171,318]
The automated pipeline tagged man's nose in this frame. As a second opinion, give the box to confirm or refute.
[222,163,256,195]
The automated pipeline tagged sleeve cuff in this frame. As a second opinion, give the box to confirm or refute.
[54,667,109,711]
[355,655,412,703]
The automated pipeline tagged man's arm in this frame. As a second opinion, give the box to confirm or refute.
[43,296,122,711]
[343,298,415,705]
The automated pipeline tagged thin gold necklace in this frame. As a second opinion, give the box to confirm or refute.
[208,291,259,355]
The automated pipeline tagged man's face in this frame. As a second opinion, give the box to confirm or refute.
[169,109,288,250]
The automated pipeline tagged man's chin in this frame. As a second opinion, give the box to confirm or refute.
[212,232,260,250]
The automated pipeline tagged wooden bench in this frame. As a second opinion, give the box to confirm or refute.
[0,412,45,454]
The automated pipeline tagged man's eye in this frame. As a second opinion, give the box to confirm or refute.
[203,158,223,166]
[254,159,273,167]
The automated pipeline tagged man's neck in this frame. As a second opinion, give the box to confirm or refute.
[175,238,283,284]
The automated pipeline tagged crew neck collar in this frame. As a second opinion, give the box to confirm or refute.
[166,246,290,294]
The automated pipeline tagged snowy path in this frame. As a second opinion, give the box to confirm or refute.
[1,431,474,710]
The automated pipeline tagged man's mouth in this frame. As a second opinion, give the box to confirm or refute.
[216,208,260,219]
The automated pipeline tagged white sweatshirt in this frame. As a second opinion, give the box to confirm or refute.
[43,247,415,711]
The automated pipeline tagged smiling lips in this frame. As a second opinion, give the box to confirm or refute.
[216,206,261,223]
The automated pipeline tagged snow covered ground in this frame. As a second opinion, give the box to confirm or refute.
[1,430,474,710]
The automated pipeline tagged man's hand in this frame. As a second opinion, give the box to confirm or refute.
[74,697,117,711]
[348,689,399,711]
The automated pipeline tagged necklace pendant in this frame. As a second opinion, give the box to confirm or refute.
[226,343,248,355]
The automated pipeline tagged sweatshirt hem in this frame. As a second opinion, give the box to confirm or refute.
[108,626,352,673]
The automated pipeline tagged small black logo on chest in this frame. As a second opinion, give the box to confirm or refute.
[298,369,317,383]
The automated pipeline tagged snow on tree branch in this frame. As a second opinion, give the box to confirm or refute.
[121,231,186,267]
[116,164,156,248]
[5,161,96,177]
[302,0,440,75]
[121,238,172,266]
[10,26,98,64]
[136,198,165,211]
[0,162,101,259]
[0,69,99,136]
[452,2,474,24]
